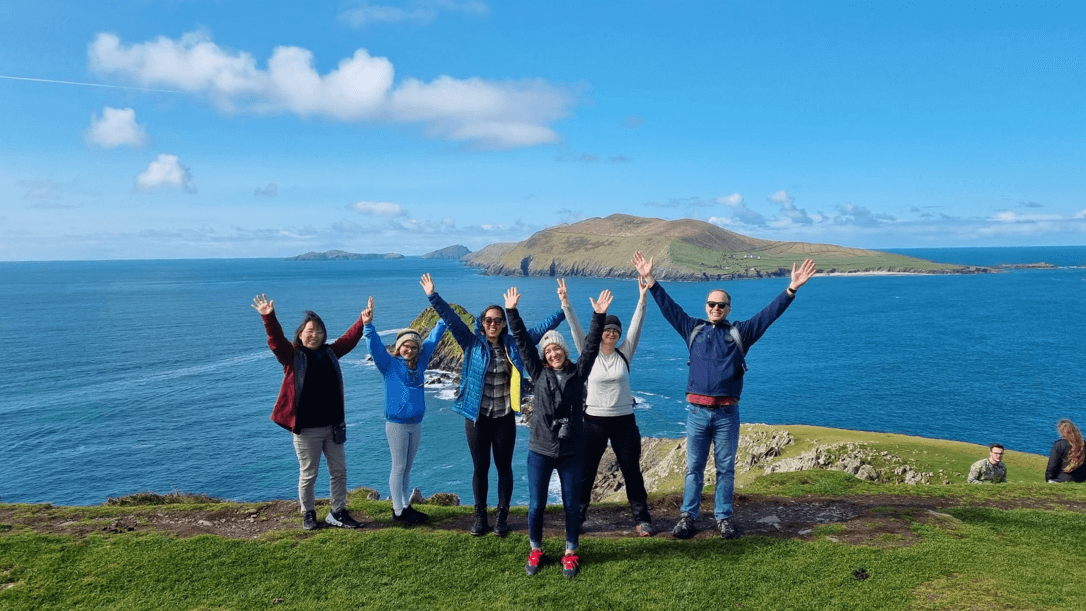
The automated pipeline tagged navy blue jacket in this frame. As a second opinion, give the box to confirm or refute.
[649,282,794,399]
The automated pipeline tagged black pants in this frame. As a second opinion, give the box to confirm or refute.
[579,413,651,522]
[464,411,516,508]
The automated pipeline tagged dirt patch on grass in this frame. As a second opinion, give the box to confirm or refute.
[2,493,1082,546]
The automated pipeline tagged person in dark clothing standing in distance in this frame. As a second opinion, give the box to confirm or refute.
[633,252,816,540]
[420,273,565,536]
[252,294,364,531]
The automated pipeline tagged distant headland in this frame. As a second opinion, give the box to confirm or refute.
[287,250,404,261]
[464,213,993,280]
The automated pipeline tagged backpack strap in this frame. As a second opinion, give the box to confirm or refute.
[615,349,630,372]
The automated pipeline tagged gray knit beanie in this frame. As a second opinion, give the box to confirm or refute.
[538,330,570,359]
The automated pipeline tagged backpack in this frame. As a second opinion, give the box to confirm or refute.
[686,322,748,372]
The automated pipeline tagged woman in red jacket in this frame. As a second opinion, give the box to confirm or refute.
[253,293,365,531]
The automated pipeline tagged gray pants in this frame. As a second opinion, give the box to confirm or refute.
[386,421,422,512]
[292,425,347,513]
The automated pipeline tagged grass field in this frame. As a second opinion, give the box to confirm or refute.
[2,426,1084,610]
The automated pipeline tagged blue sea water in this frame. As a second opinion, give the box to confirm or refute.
[1,246,1084,507]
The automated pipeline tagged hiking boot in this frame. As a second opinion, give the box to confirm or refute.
[402,505,429,524]
[635,521,655,537]
[561,553,581,579]
[525,549,545,576]
[325,509,361,529]
[470,505,490,536]
[671,512,696,539]
[493,506,510,537]
[302,510,318,531]
[716,518,740,540]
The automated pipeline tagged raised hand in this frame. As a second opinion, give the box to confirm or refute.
[557,278,569,305]
[361,296,375,324]
[590,289,613,314]
[251,294,274,315]
[632,251,655,286]
[420,273,436,295]
[637,275,650,299]
[504,287,521,310]
[789,259,817,291]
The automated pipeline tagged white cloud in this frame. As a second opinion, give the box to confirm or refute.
[136,154,196,193]
[350,200,406,217]
[339,1,488,27]
[88,31,573,150]
[768,190,813,225]
[85,106,150,149]
[832,203,894,227]
[716,193,767,226]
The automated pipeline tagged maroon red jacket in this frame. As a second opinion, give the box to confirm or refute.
[261,311,366,432]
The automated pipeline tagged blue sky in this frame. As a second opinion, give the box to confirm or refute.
[1,1,1083,260]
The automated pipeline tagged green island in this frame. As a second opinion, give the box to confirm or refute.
[2,424,1084,610]
[465,214,984,280]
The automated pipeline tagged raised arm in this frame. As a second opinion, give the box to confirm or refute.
[789,258,817,292]
[617,278,649,362]
[504,287,545,379]
[422,273,475,348]
[253,293,293,365]
[558,278,586,354]
[330,300,369,358]
[575,289,613,378]
[362,297,393,373]
[416,319,448,372]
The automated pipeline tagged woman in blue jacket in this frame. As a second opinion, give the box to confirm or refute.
[362,296,448,524]
[421,273,565,536]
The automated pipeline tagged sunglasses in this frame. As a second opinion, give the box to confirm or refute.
[482,317,505,325]
[706,301,730,309]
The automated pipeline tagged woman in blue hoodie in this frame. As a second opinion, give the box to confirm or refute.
[362,296,447,525]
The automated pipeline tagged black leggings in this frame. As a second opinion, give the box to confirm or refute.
[579,413,650,521]
[464,411,516,508]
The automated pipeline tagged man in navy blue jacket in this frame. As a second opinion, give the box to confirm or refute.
[633,251,816,539]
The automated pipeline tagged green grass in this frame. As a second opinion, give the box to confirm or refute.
[3,506,1085,610]
[4,427,1086,610]
[670,241,963,275]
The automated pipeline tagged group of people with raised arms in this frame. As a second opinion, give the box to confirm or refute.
[254,252,818,578]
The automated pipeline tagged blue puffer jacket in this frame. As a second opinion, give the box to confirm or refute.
[364,320,447,424]
[649,282,794,399]
[428,292,565,422]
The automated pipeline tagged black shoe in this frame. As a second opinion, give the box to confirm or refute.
[392,509,410,524]
[716,518,740,539]
[672,512,696,539]
[302,510,318,530]
[402,505,429,524]
[493,506,509,537]
[325,509,362,529]
[471,505,490,536]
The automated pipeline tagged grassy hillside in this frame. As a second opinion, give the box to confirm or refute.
[466,214,971,279]
[2,426,1083,610]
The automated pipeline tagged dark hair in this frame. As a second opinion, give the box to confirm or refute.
[479,304,505,322]
[989,443,1004,451]
[293,311,327,348]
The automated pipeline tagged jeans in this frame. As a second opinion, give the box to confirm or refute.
[579,414,651,522]
[526,450,582,551]
[465,411,516,508]
[386,421,422,512]
[680,404,740,520]
[292,425,347,513]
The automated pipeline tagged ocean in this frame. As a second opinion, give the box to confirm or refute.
[1,246,1084,507]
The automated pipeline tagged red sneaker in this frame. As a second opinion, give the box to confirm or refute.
[561,553,580,578]
[525,549,545,576]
